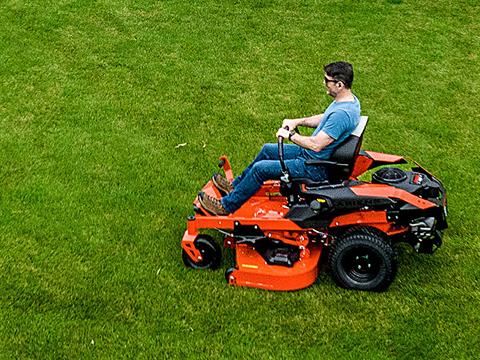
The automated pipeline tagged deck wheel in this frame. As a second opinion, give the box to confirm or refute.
[182,235,222,270]
[225,267,236,284]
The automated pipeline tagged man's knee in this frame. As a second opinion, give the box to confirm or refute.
[251,161,270,181]
[259,143,278,159]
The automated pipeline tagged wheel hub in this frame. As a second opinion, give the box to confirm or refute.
[355,255,372,272]
[343,249,381,282]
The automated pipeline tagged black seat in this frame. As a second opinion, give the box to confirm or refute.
[294,116,369,186]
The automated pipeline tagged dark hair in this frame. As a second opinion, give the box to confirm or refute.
[324,61,354,88]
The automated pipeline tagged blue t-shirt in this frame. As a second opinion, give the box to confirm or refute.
[303,95,361,160]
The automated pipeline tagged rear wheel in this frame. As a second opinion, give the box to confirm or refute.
[182,235,222,270]
[329,232,397,291]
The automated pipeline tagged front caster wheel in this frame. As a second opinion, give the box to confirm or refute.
[329,232,397,292]
[182,235,222,270]
[225,267,236,284]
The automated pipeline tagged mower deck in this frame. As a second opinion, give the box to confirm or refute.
[184,184,324,291]
[229,243,322,291]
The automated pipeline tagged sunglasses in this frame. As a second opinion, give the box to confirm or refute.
[324,76,339,84]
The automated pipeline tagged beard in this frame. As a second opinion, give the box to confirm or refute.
[327,88,338,97]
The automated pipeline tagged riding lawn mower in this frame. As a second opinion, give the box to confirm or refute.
[181,116,448,291]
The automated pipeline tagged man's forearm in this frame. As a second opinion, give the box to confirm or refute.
[283,114,323,130]
[297,114,323,128]
[289,130,334,152]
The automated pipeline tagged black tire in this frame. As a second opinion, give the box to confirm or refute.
[329,232,397,292]
[340,226,387,241]
[182,235,222,270]
[225,267,236,284]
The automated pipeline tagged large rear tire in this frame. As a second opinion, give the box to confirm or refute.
[329,232,397,292]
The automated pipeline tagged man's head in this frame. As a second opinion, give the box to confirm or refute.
[323,61,354,89]
[323,61,354,98]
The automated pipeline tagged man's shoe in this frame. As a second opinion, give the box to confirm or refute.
[212,173,234,195]
[198,192,230,216]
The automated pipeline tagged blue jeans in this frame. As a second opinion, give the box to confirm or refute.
[221,143,327,213]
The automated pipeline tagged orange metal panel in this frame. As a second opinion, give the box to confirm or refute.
[351,153,374,178]
[364,150,405,163]
[181,230,202,261]
[329,210,388,227]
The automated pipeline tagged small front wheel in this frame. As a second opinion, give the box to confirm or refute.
[182,235,222,270]
[329,232,397,292]
[225,267,236,284]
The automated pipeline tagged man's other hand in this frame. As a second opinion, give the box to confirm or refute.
[276,127,291,139]
[282,119,299,130]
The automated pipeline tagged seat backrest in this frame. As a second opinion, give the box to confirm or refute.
[328,115,368,182]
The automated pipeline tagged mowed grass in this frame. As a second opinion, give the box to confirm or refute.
[0,0,479,358]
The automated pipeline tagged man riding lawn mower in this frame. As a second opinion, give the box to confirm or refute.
[180,62,448,291]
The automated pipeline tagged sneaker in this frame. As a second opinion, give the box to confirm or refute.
[212,173,234,195]
[198,192,230,216]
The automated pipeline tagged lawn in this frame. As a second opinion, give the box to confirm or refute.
[0,0,479,358]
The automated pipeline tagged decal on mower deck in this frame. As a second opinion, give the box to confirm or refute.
[265,192,282,197]
[335,197,392,208]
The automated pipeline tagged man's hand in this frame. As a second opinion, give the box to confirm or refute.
[282,118,300,130]
[276,127,291,139]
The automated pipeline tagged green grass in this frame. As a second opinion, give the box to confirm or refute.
[1,0,479,358]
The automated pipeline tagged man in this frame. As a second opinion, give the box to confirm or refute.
[199,61,361,215]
